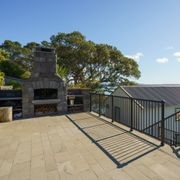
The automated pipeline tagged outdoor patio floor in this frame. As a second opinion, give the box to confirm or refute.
[0,112,179,180]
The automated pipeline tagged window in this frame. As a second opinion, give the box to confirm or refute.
[175,108,180,121]
[106,104,109,109]
[115,106,121,122]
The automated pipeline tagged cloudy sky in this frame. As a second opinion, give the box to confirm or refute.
[0,0,180,84]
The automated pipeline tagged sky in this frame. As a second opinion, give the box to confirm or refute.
[0,0,180,84]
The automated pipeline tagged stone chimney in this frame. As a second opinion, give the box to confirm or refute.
[22,47,67,118]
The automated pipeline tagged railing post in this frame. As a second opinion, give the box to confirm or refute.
[161,100,165,146]
[90,93,91,112]
[130,97,133,131]
[99,94,101,116]
[111,95,114,122]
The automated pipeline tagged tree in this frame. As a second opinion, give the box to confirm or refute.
[0,40,38,71]
[0,49,9,61]
[56,64,69,82]
[0,32,141,92]
[0,40,40,78]
[50,31,140,92]
[0,60,30,79]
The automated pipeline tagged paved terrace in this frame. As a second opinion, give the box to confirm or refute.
[0,113,179,180]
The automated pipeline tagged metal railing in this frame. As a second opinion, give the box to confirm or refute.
[163,111,180,146]
[90,93,166,145]
[143,111,180,146]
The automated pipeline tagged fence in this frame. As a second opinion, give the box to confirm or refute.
[90,93,167,145]
[164,111,180,146]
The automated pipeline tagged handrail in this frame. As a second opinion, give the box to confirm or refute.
[90,93,163,103]
[164,110,180,120]
[142,120,161,132]
[90,93,180,146]
[143,111,180,132]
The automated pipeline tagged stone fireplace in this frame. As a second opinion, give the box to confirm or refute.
[22,47,67,118]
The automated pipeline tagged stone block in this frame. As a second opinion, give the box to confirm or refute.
[28,87,34,94]
[0,107,12,122]
[39,81,43,89]
[32,82,37,89]
[50,81,56,89]
[44,80,49,89]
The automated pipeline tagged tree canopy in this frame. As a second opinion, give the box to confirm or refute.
[0,31,140,91]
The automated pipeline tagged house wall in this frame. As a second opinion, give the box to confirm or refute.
[165,105,180,117]
[113,87,130,123]
[113,87,129,97]
[103,88,129,119]
[113,96,131,125]
[104,88,141,126]
[135,105,160,131]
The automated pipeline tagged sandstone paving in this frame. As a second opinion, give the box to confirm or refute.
[0,113,179,180]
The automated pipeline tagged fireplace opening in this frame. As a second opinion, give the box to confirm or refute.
[34,88,58,100]
[34,104,57,116]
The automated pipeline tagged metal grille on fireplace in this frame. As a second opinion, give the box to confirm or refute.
[34,104,57,116]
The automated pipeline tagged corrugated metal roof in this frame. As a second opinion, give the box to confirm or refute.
[121,86,180,106]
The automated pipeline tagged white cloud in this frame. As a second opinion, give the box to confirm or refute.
[173,52,180,62]
[125,52,143,63]
[174,52,180,57]
[156,57,168,64]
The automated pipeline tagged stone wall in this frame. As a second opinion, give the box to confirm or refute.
[68,88,90,112]
[81,89,90,112]
[22,78,67,118]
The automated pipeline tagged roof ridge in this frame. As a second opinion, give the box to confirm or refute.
[122,85,180,88]
[121,85,180,106]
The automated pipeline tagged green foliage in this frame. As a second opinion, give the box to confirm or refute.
[0,49,9,61]
[6,80,21,89]
[0,60,29,79]
[56,64,69,82]
[0,71,5,86]
[0,40,39,74]
[0,32,141,92]
[50,32,140,91]
[0,40,22,60]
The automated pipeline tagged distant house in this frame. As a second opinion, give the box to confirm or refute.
[102,85,180,131]
[112,85,180,118]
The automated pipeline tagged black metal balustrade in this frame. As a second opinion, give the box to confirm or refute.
[0,89,179,146]
[164,111,180,146]
[90,93,180,146]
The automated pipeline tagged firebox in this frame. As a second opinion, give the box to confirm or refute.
[22,47,67,117]
[34,88,58,100]
[33,88,58,115]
